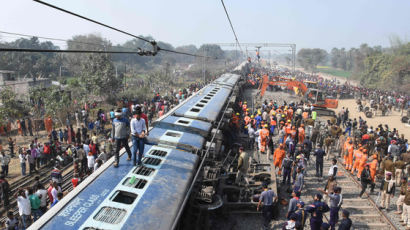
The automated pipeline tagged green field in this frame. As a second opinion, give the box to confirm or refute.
[316,66,352,78]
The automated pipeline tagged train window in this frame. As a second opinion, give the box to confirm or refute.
[200,99,208,103]
[84,228,108,230]
[204,96,211,100]
[111,191,137,205]
[123,177,148,189]
[214,87,220,90]
[207,94,214,97]
[190,108,200,113]
[143,157,162,166]
[196,103,205,108]
[165,131,181,137]
[149,149,168,157]
[93,206,126,224]
[133,165,155,176]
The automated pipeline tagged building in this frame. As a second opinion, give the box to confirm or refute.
[0,70,52,98]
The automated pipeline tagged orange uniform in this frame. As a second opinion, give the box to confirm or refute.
[345,143,354,170]
[369,158,378,182]
[260,128,270,153]
[244,116,251,125]
[357,153,368,178]
[298,127,305,143]
[17,120,22,135]
[273,146,286,169]
[351,149,363,174]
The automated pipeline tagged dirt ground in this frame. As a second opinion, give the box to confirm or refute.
[334,99,410,138]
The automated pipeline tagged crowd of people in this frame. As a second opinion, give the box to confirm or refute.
[0,82,205,229]
[235,69,409,230]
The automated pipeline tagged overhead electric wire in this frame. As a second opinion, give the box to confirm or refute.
[220,0,243,53]
[33,0,151,44]
[159,47,216,59]
[0,30,137,51]
[0,48,140,54]
[33,0,214,59]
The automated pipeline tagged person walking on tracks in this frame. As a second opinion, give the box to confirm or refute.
[111,109,132,168]
[359,164,374,197]
[314,145,326,178]
[318,187,343,230]
[338,209,352,230]
[282,152,294,184]
[257,183,277,230]
[306,193,329,230]
[380,172,396,210]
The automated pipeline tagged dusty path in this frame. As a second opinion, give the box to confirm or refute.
[334,99,409,138]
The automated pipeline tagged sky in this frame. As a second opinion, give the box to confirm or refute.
[0,0,409,51]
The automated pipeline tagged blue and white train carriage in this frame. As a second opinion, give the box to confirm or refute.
[29,73,241,230]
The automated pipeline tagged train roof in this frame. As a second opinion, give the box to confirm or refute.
[152,115,212,137]
[146,127,205,152]
[173,85,231,122]
[212,73,241,88]
[35,145,198,230]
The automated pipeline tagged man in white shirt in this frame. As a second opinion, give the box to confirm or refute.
[130,109,147,166]
[328,158,338,177]
[35,184,48,213]
[16,189,31,228]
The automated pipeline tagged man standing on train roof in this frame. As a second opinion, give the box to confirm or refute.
[111,109,132,168]
[131,109,147,166]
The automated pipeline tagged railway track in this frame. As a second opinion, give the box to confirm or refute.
[300,156,398,229]
[0,161,74,224]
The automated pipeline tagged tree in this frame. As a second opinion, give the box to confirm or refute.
[0,87,29,121]
[29,86,73,126]
[79,54,121,101]
[297,48,328,71]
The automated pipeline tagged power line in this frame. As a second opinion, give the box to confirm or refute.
[33,0,212,59]
[220,0,243,53]
[159,47,216,59]
[33,0,152,44]
[0,48,140,54]
[0,30,134,51]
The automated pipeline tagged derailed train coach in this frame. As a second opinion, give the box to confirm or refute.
[28,73,244,230]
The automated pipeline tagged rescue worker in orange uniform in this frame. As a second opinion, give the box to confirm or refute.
[342,138,350,167]
[298,124,305,144]
[290,126,297,140]
[345,139,354,170]
[369,154,378,183]
[273,144,286,174]
[260,125,270,154]
[357,149,368,179]
[287,108,293,121]
[351,147,363,174]
[244,115,251,126]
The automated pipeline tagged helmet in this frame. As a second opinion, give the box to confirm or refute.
[272,112,276,115]
[287,120,291,123]
[246,108,249,111]
[264,124,268,128]
[244,101,247,104]
[236,113,240,116]
[282,114,285,118]
[251,115,254,118]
